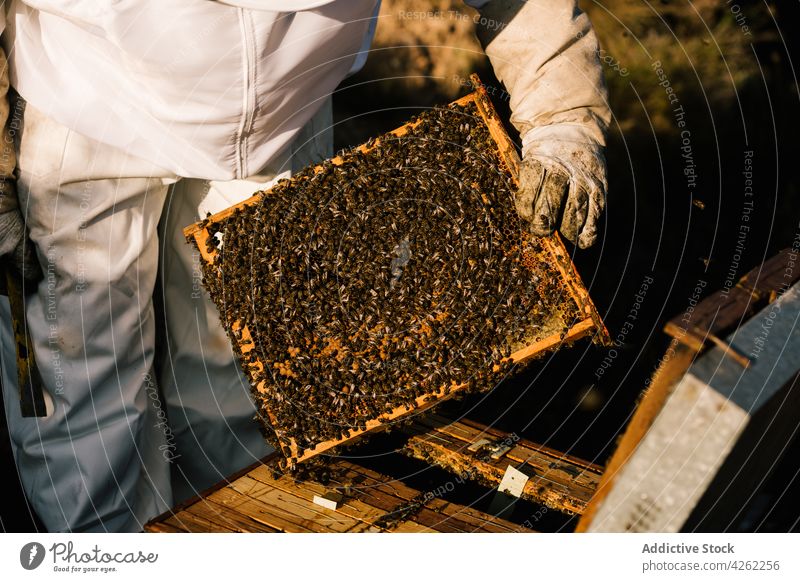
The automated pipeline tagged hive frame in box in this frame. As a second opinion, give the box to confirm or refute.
[184,74,610,465]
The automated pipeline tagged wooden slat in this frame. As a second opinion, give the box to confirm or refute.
[246,461,523,532]
[664,247,800,349]
[144,452,282,532]
[146,456,533,533]
[145,521,188,533]
[403,415,601,515]
[310,461,478,533]
[246,465,393,529]
[229,474,371,532]
[389,520,433,533]
[162,507,240,533]
[211,482,357,533]
[460,417,602,471]
[414,413,603,484]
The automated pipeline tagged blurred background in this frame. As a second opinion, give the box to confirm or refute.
[3,0,798,531]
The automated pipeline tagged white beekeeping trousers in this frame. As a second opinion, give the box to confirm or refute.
[0,98,333,531]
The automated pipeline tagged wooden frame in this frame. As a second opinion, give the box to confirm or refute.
[145,451,533,533]
[183,74,609,465]
[401,413,603,515]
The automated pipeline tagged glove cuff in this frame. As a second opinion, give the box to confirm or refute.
[521,123,604,161]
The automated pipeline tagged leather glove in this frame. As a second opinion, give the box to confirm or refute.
[473,0,611,248]
[516,134,607,249]
[0,41,41,283]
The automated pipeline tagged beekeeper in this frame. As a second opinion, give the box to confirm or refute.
[0,0,609,532]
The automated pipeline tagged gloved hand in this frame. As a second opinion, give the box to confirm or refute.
[515,136,607,249]
[0,41,41,283]
[473,0,611,248]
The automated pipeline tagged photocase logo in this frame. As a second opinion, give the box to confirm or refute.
[20,542,46,570]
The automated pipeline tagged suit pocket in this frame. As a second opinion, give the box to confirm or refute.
[15,99,70,182]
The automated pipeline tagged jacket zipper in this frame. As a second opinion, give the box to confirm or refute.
[236,8,257,179]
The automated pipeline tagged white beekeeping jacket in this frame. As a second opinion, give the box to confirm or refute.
[1,0,380,180]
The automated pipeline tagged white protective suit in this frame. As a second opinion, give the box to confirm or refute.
[0,0,608,532]
[0,0,379,532]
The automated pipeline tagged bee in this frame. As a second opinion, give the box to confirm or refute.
[197,100,573,463]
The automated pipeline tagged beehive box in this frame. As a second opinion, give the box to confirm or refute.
[145,411,601,532]
[144,449,535,533]
[185,74,608,467]
[401,413,603,515]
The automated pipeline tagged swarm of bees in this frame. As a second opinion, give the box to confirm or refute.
[195,101,581,463]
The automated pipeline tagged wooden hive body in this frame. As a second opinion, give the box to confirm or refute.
[145,412,604,533]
